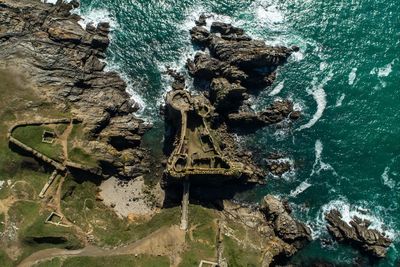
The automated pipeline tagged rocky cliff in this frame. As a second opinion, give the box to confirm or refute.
[0,0,151,179]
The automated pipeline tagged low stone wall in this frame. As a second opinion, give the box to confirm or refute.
[8,136,66,171]
[7,118,81,139]
[65,161,102,176]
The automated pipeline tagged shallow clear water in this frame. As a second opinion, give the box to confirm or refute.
[76,0,400,265]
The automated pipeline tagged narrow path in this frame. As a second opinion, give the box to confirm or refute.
[53,174,88,246]
[59,121,73,163]
[17,225,186,267]
[180,180,190,231]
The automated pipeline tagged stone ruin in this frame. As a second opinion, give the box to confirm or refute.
[165,89,249,183]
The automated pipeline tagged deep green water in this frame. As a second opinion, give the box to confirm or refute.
[75,0,399,265]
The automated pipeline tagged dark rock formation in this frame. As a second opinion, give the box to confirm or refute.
[164,16,303,185]
[187,20,300,128]
[0,0,150,179]
[325,209,392,258]
[261,195,311,248]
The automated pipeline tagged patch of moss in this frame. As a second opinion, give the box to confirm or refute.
[68,147,98,168]
[0,250,13,267]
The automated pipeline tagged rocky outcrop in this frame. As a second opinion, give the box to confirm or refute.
[325,209,392,258]
[0,0,150,179]
[187,19,300,127]
[222,195,311,266]
[164,16,301,184]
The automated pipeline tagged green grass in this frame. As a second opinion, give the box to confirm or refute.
[0,212,5,233]
[0,250,13,267]
[61,177,180,246]
[67,123,98,168]
[12,125,64,162]
[179,205,218,267]
[223,236,259,267]
[33,257,62,267]
[68,147,98,168]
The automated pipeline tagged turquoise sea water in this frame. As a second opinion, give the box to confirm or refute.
[76,0,399,265]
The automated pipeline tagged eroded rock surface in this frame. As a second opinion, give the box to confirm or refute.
[325,209,392,258]
[0,0,150,179]
[222,195,311,266]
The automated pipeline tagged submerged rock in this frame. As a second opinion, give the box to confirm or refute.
[325,209,392,258]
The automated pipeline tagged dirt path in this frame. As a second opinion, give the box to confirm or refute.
[17,225,186,267]
[59,121,73,163]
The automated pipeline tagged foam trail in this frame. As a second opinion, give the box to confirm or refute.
[297,87,327,131]
[269,80,285,96]
[370,59,396,78]
[311,140,337,176]
[348,68,357,85]
[335,93,345,107]
[381,167,396,189]
[290,180,311,197]
[297,71,332,131]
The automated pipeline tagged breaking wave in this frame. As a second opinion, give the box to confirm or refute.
[312,198,397,241]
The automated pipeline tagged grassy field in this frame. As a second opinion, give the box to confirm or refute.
[61,176,180,246]
[12,125,64,162]
[34,255,170,267]
[67,123,98,168]
[178,204,219,267]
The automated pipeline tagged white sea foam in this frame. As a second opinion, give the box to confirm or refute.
[311,140,337,176]
[297,87,327,131]
[370,59,396,78]
[73,8,118,30]
[297,71,332,131]
[268,80,285,96]
[104,62,147,114]
[381,167,397,189]
[335,93,345,107]
[41,0,72,4]
[255,4,285,25]
[348,67,357,85]
[313,198,397,240]
[290,180,311,197]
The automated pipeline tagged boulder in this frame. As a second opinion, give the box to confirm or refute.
[325,209,392,258]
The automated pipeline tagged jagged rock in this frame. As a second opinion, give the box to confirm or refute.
[325,209,392,258]
[47,20,86,44]
[261,195,311,246]
[222,196,311,265]
[0,0,150,180]
[210,22,244,36]
[227,100,296,128]
[195,14,207,26]
[209,37,292,69]
[209,78,246,112]
[189,26,210,46]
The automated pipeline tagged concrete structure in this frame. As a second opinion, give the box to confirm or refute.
[39,170,58,198]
